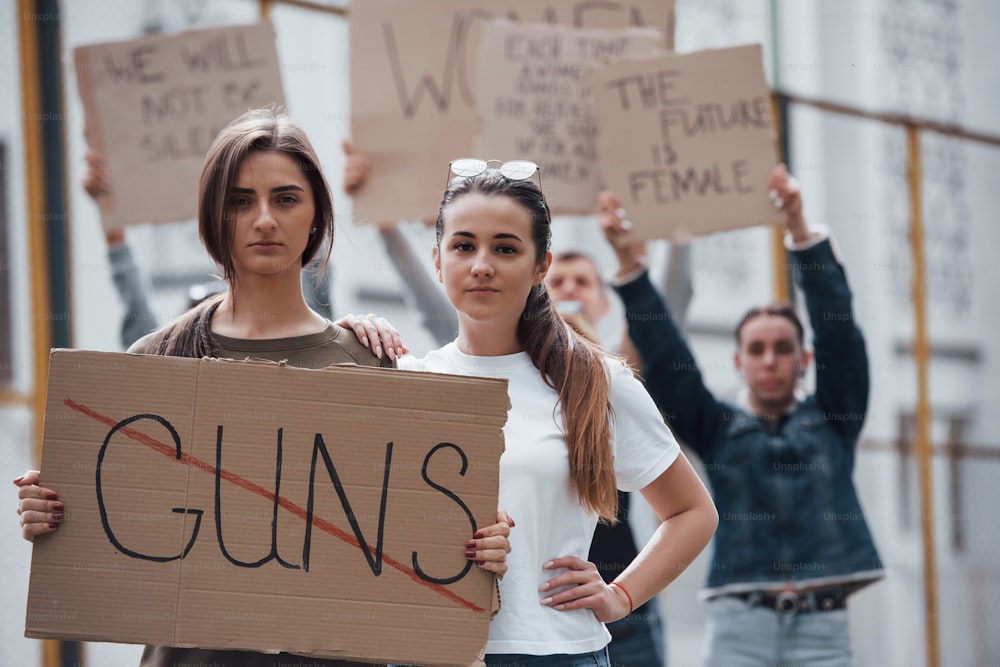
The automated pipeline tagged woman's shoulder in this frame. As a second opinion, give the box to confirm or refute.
[600,353,634,381]
[126,330,159,355]
[397,355,425,371]
[602,355,654,405]
[126,321,391,369]
[326,324,394,369]
[208,323,392,369]
[397,342,456,373]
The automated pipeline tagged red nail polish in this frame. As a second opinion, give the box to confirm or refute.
[473,530,484,539]
[48,522,59,529]
[507,516,516,528]
[52,502,64,512]
[465,540,476,549]
[464,549,477,558]
[52,513,64,522]
[45,492,58,501]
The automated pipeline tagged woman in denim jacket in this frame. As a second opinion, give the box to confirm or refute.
[599,164,884,667]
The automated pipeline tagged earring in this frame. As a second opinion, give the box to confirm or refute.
[310,226,317,234]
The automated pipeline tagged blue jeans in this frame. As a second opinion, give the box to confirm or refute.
[485,648,610,667]
[605,598,665,667]
[703,596,854,667]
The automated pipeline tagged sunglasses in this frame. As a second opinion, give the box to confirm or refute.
[448,158,542,190]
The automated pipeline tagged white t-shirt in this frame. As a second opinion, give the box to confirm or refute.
[399,342,680,656]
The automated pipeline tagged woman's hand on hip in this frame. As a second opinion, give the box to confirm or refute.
[539,556,631,622]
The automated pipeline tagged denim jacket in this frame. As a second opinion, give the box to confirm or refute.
[613,238,884,596]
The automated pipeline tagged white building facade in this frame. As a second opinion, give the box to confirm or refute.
[1,1,997,665]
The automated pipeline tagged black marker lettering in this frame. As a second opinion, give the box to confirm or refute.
[96,414,203,562]
[412,443,476,585]
[304,435,392,575]
[215,426,300,569]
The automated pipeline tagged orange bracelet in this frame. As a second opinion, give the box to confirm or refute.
[609,581,634,614]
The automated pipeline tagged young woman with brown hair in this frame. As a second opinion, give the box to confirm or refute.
[387,161,718,667]
[16,110,512,667]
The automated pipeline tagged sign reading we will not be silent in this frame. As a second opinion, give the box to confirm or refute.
[475,21,663,214]
[592,44,784,244]
[74,22,285,231]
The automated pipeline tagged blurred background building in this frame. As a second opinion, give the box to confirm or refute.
[1,1,998,665]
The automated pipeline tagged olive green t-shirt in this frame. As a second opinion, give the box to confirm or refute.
[131,322,392,667]
[128,322,395,371]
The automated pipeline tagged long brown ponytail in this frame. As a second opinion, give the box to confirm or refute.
[519,283,618,521]
[436,172,619,521]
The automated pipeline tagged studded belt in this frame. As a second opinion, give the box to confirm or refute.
[730,586,847,614]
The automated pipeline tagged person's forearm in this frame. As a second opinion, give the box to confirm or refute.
[786,211,815,245]
[793,240,855,327]
[378,226,457,346]
[794,238,870,436]
[108,244,158,349]
[614,246,644,280]
[611,503,718,610]
[613,271,721,453]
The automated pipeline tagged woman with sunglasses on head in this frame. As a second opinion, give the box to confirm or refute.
[15,110,512,667]
[357,159,718,667]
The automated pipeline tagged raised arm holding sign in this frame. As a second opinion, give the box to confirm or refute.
[591,43,784,243]
[599,163,884,665]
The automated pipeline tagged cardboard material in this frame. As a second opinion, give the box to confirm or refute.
[474,21,664,214]
[26,350,508,667]
[74,22,285,230]
[349,0,675,223]
[591,44,784,243]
